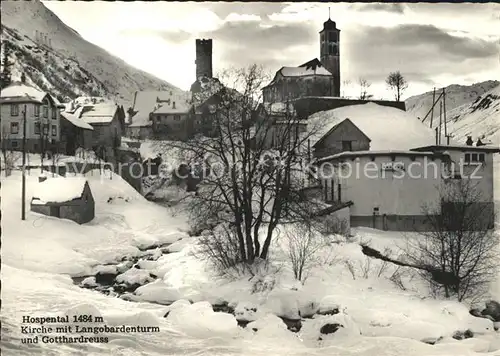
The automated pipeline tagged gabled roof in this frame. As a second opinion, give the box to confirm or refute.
[314,118,371,148]
[307,103,437,151]
[263,59,332,89]
[281,59,332,77]
[0,82,64,107]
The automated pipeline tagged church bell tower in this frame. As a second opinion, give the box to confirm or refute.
[320,10,340,97]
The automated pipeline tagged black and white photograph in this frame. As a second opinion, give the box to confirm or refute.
[1,1,499,355]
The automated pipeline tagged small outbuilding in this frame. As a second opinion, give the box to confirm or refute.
[30,176,95,224]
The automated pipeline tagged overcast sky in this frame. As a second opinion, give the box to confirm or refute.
[42,1,499,100]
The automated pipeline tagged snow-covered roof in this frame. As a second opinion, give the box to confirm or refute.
[152,92,192,115]
[317,150,448,163]
[79,103,118,124]
[280,66,331,77]
[411,144,500,153]
[130,90,191,127]
[32,177,88,204]
[60,112,94,130]
[263,59,332,89]
[0,82,63,107]
[308,103,438,151]
[73,96,111,105]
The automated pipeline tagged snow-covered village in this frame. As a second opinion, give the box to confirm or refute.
[1,1,500,355]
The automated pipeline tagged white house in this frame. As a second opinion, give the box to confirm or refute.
[0,82,64,153]
[312,103,500,231]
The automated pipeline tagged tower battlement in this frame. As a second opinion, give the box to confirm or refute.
[195,39,213,79]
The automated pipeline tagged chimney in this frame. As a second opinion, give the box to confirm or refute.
[21,72,26,83]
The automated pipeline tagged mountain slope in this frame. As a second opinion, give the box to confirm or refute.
[405,80,499,122]
[0,0,178,107]
[406,81,500,145]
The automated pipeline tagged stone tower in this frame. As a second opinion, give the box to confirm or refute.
[195,39,213,79]
[319,15,340,97]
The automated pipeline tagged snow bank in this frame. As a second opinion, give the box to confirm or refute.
[166,301,239,338]
[116,269,155,286]
[300,313,361,346]
[134,280,182,305]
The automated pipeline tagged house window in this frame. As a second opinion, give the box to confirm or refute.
[10,122,19,134]
[342,140,352,151]
[11,140,18,149]
[43,123,49,135]
[464,152,484,164]
[174,115,181,121]
[43,106,48,118]
[52,125,57,136]
[10,104,19,116]
[34,122,41,134]
[34,105,40,117]
[52,107,56,119]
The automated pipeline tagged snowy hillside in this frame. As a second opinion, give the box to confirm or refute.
[406,81,499,122]
[406,81,500,145]
[0,0,177,107]
[445,85,500,145]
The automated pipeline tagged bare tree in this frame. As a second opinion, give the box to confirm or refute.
[38,119,51,172]
[48,146,62,177]
[405,179,499,302]
[285,223,336,284]
[386,71,408,102]
[341,79,352,98]
[166,65,326,272]
[1,123,15,176]
[358,78,373,100]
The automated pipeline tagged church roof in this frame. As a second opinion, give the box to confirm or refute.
[263,59,332,89]
[321,18,338,31]
[280,59,332,77]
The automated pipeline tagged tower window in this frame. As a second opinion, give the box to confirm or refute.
[328,32,338,42]
[327,43,338,55]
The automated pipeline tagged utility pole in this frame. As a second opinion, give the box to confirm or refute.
[429,87,436,128]
[438,100,443,145]
[442,88,448,141]
[21,105,27,220]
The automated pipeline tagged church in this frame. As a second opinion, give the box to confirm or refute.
[261,15,405,120]
[263,17,341,103]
